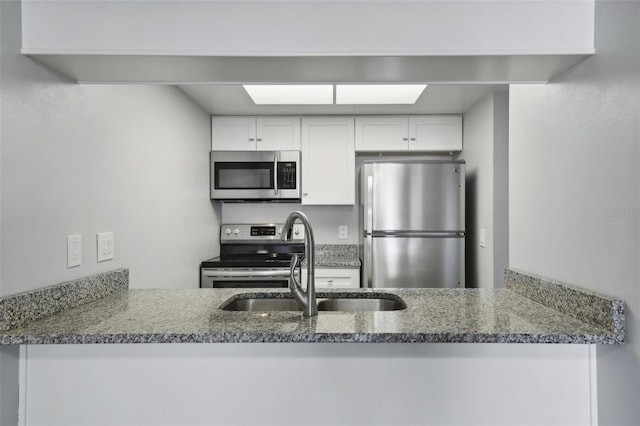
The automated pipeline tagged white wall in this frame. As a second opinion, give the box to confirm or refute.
[493,92,509,288]
[1,1,219,421]
[21,1,594,55]
[1,0,219,295]
[457,90,509,289]
[509,1,640,424]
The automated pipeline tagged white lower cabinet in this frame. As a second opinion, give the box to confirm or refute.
[301,268,360,289]
[301,117,355,205]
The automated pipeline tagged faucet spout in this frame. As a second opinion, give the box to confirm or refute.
[282,211,317,317]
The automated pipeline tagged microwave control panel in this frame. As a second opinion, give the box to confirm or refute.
[277,162,297,189]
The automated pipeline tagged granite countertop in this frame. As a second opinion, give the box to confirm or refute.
[311,244,360,268]
[0,285,622,345]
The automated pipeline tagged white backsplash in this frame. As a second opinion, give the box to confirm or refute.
[221,203,358,244]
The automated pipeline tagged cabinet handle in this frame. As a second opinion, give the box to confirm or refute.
[402,138,408,141]
[249,138,255,142]
[303,193,309,196]
[257,138,262,142]
[410,138,416,141]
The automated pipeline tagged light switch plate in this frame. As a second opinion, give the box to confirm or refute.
[97,232,114,262]
[67,235,82,268]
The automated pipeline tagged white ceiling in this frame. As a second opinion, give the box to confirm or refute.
[179,84,506,116]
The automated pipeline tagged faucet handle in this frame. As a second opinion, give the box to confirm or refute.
[288,254,302,290]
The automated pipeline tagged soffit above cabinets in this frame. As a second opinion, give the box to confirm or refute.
[179,84,503,116]
[27,54,586,114]
[22,0,593,114]
[28,54,589,85]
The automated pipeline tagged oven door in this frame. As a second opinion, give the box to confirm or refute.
[200,268,290,288]
[210,151,300,201]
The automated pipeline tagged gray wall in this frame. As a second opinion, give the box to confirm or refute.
[509,1,639,424]
[0,1,219,421]
[0,1,219,296]
[457,90,509,289]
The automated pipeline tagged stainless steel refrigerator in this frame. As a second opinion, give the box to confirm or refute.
[360,160,465,289]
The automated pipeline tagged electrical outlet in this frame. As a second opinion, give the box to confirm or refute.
[292,223,305,240]
[338,225,348,239]
[479,228,486,248]
[97,232,114,262]
[67,235,82,268]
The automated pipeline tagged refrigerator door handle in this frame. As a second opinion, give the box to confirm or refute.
[364,234,373,288]
[366,175,374,233]
[373,231,465,238]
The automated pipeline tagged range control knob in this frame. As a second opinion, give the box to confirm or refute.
[233,228,240,235]
[224,228,232,236]
[294,228,301,236]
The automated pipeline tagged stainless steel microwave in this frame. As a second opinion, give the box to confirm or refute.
[210,151,301,202]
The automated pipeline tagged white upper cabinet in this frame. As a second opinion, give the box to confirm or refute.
[301,117,355,205]
[211,117,257,150]
[212,117,300,151]
[355,116,409,152]
[355,115,462,152]
[408,116,463,151]
[255,117,301,151]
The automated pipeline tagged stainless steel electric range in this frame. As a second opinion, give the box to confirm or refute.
[200,223,305,288]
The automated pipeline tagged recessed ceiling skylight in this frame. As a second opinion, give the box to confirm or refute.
[336,84,427,104]
[243,85,333,105]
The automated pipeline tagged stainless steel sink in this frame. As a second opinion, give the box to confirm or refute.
[316,298,405,312]
[221,293,406,312]
[223,298,302,312]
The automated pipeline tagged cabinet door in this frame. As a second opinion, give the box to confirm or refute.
[256,117,301,151]
[211,117,257,150]
[408,116,462,152]
[355,116,409,151]
[301,117,355,205]
[301,268,360,289]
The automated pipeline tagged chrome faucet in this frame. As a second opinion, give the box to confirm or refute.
[282,211,317,317]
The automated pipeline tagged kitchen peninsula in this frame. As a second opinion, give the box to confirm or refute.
[0,268,624,426]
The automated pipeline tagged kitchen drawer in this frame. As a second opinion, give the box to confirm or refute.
[301,268,360,289]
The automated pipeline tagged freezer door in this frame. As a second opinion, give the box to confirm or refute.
[366,235,464,289]
[362,162,464,232]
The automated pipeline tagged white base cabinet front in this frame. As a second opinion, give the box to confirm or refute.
[301,268,360,289]
[21,344,596,426]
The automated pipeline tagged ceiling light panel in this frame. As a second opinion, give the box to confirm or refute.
[243,85,333,105]
[336,84,427,105]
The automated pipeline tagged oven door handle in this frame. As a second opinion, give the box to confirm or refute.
[202,269,291,278]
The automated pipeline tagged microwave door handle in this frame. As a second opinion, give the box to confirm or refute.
[273,155,279,195]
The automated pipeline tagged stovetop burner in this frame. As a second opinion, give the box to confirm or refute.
[201,223,305,269]
[200,256,300,269]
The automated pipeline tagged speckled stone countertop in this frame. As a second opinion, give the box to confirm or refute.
[311,244,360,268]
[0,286,622,345]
